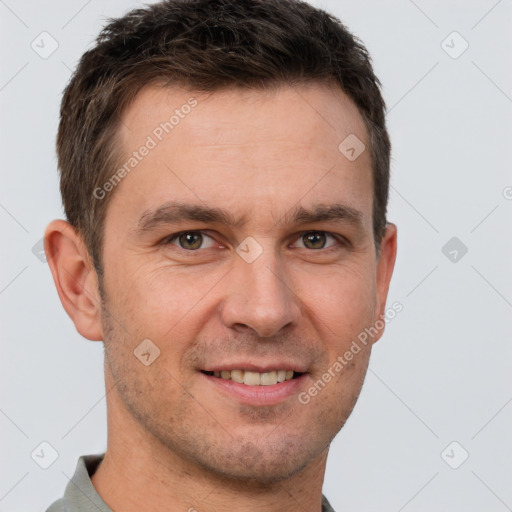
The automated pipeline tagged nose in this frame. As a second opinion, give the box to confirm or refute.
[219,246,302,338]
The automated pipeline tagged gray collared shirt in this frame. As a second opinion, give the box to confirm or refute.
[46,454,336,512]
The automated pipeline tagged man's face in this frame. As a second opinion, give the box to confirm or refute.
[98,83,394,482]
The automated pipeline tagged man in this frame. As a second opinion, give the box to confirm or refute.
[44,0,397,510]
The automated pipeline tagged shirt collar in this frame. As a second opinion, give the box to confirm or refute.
[60,454,111,511]
[60,454,336,512]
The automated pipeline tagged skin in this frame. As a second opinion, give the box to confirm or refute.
[46,82,397,512]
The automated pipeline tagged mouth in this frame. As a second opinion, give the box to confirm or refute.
[201,369,304,386]
[199,367,308,406]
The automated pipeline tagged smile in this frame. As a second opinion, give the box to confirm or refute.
[202,369,302,386]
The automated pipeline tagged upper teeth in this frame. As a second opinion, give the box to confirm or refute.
[212,370,295,386]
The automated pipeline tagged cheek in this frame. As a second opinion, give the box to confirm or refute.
[297,261,377,335]
[106,264,226,348]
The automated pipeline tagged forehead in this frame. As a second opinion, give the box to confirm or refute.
[120,82,368,152]
[109,82,373,230]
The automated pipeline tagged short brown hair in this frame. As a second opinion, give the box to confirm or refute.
[57,0,390,280]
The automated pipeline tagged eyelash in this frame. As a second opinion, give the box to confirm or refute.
[162,230,348,252]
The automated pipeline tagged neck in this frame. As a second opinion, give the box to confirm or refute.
[91,370,329,512]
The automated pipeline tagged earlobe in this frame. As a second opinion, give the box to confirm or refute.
[372,222,398,344]
[44,220,104,341]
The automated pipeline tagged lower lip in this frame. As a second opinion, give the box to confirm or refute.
[200,372,307,406]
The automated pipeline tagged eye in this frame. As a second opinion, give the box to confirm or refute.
[166,231,217,250]
[293,231,342,250]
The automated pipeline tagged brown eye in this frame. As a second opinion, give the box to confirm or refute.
[292,231,342,251]
[302,232,327,249]
[167,231,217,250]
[178,232,203,250]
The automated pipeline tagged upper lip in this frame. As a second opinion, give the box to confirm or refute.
[202,362,308,373]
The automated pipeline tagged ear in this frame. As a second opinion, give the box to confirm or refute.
[44,220,103,341]
[372,222,398,344]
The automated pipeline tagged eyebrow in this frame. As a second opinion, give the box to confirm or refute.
[134,200,364,235]
[280,203,364,228]
[135,201,247,233]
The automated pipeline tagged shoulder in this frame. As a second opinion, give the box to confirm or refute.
[45,497,66,512]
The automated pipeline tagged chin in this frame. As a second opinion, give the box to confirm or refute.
[195,436,321,484]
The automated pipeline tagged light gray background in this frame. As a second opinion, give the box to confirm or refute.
[1,1,511,511]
